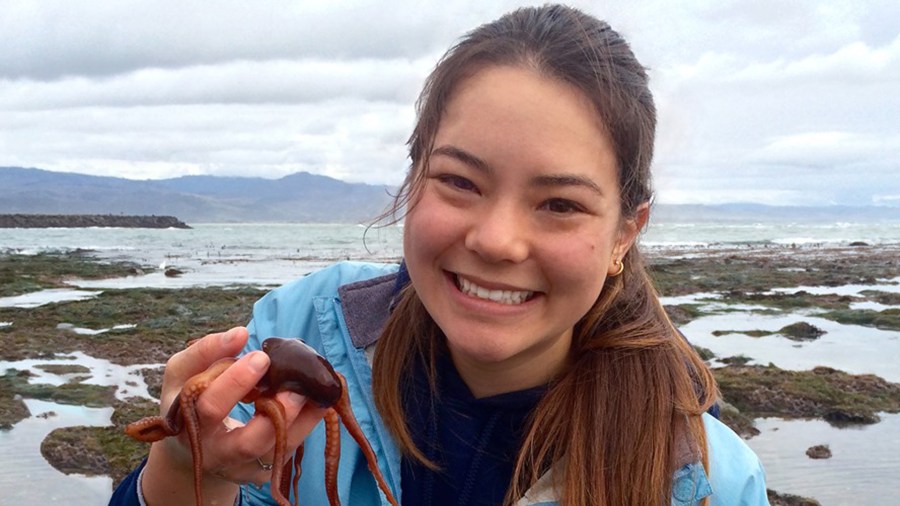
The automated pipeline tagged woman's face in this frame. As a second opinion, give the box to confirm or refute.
[403,65,643,396]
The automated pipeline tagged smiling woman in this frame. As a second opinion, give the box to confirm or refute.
[402,65,641,397]
[109,5,767,506]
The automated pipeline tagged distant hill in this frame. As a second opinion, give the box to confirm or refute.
[0,167,395,223]
[0,166,894,224]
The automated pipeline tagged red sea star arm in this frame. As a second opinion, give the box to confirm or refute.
[277,459,295,506]
[254,396,291,506]
[332,374,399,506]
[178,359,237,506]
[291,444,304,506]
[324,408,342,505]
[125,338,399,506]
[122,405,182,442]
[124,358,236,506]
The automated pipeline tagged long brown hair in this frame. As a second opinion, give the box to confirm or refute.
[372,5,717,505]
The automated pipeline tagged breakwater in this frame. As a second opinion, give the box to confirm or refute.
[0,214,190,229]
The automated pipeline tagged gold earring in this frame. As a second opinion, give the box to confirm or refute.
[610,259,625,277]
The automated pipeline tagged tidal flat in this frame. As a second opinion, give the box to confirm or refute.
[0,245,898,504]
[0,252,266,490]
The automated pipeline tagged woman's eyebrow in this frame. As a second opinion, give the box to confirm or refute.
[533,173,605,196]
[432,144,605,196]
[431,145,493,174]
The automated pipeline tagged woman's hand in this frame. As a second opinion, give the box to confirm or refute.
[139,327,329,505]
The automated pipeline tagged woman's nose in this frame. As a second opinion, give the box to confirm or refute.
[463,201,529,264]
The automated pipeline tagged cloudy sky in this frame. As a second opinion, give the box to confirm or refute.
[2,0,898,206]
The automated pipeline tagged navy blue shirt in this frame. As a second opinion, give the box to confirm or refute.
[401,350,545,506]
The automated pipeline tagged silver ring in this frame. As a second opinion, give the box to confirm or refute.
[256,457,273,471]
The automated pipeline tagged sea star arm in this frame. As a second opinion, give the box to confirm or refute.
[332,374,399,506]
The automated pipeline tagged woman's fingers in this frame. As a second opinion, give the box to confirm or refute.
[219,391,319,459]
[244,392,329,464]
[153,329,332,486]
[209,391,329,484]
[278,392,330,451]
[169,327,249,380]
[158,327,249,408]
[193,350,270,426]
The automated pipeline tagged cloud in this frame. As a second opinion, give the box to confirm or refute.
[675,35,900,87]
[0,0,462,80]
[0,57,433,109]
[1,0,898,207]
[0,101,415,184]
[645,2,900,206]
[873,194,900,205]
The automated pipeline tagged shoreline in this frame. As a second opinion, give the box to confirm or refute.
[0,214,191,229]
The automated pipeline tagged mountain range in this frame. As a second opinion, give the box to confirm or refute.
[0,166,395,223]
[0,166,894,224]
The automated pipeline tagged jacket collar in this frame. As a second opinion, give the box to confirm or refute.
[337,269,399,349]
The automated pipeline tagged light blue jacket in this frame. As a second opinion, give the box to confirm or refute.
[232,262,769,505]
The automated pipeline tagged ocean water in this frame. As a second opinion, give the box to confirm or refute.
[1,223,405,289]
[1,220,900,504]
[2,219,899,288]
[643,219,900,247]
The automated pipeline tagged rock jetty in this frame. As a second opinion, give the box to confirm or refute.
[0,214,191,229]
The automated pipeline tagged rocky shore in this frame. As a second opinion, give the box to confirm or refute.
[0,213,191,229]
[1,244,898,503]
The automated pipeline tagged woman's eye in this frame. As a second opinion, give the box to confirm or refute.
[541,198,584,214]
[437,174,479,193]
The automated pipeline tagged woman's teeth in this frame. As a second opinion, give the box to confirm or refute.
[457,276,533,305]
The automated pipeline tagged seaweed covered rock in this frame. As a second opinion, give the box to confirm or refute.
[779,322,826,341]
[0,370,32,430]
[806,444,832,459]
[42,398,159,487]
[767,489,822,506]
[717,400,760,438]
[714,364,900,426]
[41,426,111,475]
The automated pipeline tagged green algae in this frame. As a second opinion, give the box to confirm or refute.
[41,398,159,485]
[34,364,92,375]
[712,329,773,337]
[693,345,716,361]
[0,285,266,365]
[0,369,117,407]
[0,252,149,298]
[712,322,827,340]
[818,308,900,331]
[664,303,708,325]
[725,291,852,312]
[647,247,897,297]
[3,247,897,490]
[714,364,900,427]
[707,290,900,334]
[0,370,32,429]
[1,252,266,477]
[779,322,827,339]
[720,355,753,366]
[654,246,898,337]
[0,367,117,429]
[859,290,900,305]
[718,401,759,438]
[767,489,822,506]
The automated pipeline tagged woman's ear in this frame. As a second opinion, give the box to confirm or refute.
[610,202,650,269]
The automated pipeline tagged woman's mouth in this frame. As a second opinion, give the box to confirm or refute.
[455,274,534,305]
